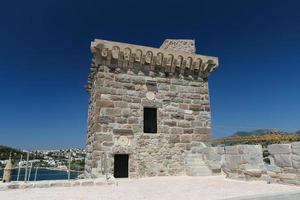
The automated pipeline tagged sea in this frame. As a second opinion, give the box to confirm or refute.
[0,168,80,181]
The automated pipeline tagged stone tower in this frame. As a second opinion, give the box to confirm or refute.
[84,39,218,178]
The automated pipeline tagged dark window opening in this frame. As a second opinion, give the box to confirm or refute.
[144,107,157,133]
[114,154,129,178]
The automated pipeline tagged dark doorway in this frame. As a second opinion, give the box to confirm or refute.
[114,154,129,178]
[144,107,157,133]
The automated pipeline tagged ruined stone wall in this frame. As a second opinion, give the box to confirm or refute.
[85,66,212,178]
[200,145,264,179]
[267,143,300,185]
[200,143,300,186]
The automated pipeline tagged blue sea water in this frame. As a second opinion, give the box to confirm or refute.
[0,168,80,181]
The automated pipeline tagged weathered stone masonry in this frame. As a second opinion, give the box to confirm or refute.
[84,39,219,178]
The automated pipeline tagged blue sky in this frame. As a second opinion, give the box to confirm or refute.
[0,0,299,149]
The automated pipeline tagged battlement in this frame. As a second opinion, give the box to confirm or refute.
[86,39,218,92]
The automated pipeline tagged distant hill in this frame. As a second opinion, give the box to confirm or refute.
[0,145,28,165]
[232,129,276,136]
[232,129,300,136]
[212,129,300,147]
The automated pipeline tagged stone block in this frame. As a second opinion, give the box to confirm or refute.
[157,83,169,91]
[100,100,114,108]
[50,181,65,187]
[164,120,177,127]
[110,95,122,101]
[189,104,201,111]
[282,167,299,173]
[115,117,127,123]
[242,153,263,165]
[178,121,190,128]
[171,79,188,86]
[183,128,193,134]
[179,103,189,110]
[274,154,292,167]
[131,76,145,84]
[113,129,133,135]
[194,128,211,135]
[206,160,221,170]
[292,154,300,169]
[216,147,225,154]
[114,101,128,108]
[34,181,50,188]
[191,121,204,127]
[115,74,131,83]
[171,113,184,120]
[268,144,291,154]
[19,182,34,189]
[191,146,203,153]
[203,147,221,161]
[128,117,138,124]
[146,80,158,92]
[170,134,180,143]
[103,141,114,146]
[123,83,135,90]
[225,146,239,154]
[279,173,297,180]
[170,127,183,134]
[98,116,115,124]
[291,142,300,155]
[223,154,243,170]
[95,133,113,142]
[63,182,71,187]
[121,108,131,117]
[243,168,262,178]
[184,114,194,121]
[7,183,19,190]
[238,145,262,155]
[192,134,208,142]
[180,134,192,143]
[81,180,95,186]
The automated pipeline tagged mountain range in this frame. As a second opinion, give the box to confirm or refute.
[232,129,300,137]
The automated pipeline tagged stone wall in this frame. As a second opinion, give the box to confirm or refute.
[85,67,212,178]
[200,143,300,186]
[201,145,264,179]
[267,142,300,185]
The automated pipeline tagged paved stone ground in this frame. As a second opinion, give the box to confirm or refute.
[0,176,299,200]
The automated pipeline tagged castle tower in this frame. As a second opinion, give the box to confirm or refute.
[84,39,218,178]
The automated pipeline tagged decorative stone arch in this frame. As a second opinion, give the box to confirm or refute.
[112,46,120,59]
[166,54,174,66]
[176,55,183,68]
[156,52,163,65]
[124,48,131,61]
[101,48,108,57]
[145,51,153,64]
[135,49,142,62]
[186,57,193,69]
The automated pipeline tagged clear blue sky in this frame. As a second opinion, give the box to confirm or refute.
[0,0,299,149]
